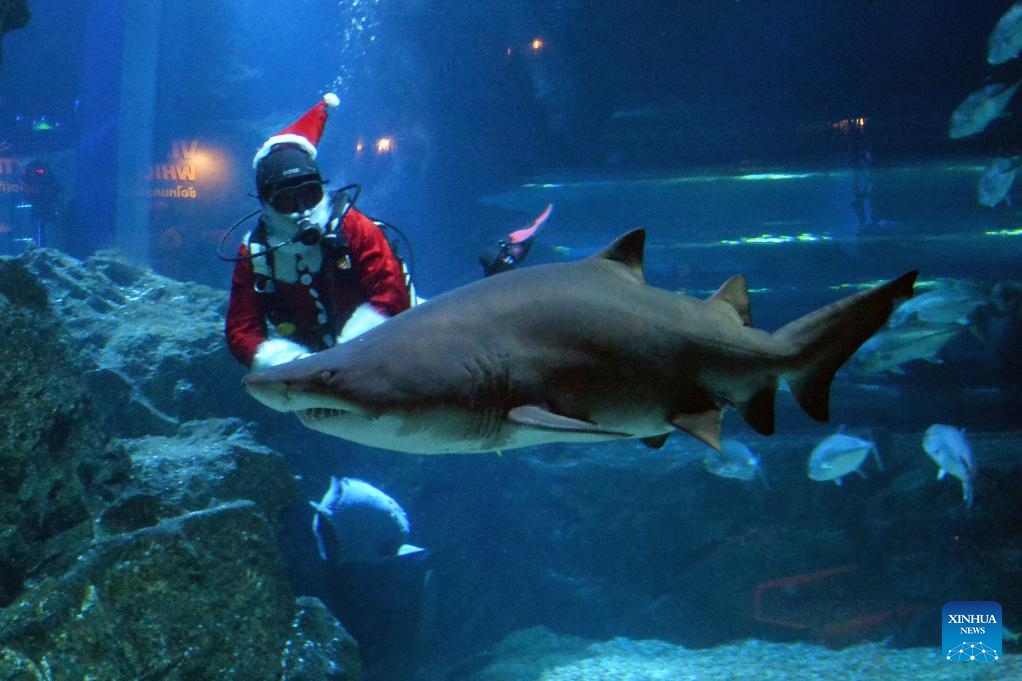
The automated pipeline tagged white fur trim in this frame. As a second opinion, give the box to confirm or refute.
[323,93,340,108]
[338,304,389,343]
[252,133,319,168]
[252,338,312,371]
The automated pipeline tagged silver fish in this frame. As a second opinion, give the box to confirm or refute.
[808,429,883,485]
[979,157,1021,207]
[989,2,1022,65]
[922,424,976,508]
[949,81,1021,139]
[888,279,989,328]
[703,438,768,486]
[845,320,963,377]
[310,477,424,564]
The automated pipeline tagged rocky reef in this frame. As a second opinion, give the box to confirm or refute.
[17,248,260,437]
[0,251,360,680]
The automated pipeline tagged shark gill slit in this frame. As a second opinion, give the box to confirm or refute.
[466,354,506,444]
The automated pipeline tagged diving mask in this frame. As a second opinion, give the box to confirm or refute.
[266,179,325,215]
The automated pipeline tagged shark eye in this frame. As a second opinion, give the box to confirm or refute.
[320,370,335,384]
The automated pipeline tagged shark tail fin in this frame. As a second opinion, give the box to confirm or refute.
[774,271,917,422]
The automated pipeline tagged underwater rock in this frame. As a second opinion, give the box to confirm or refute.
[0,501,361,680]
[281,597,363,681]
[1,252,362,678]
[17,248,259,437]
[0,257,130,607]
[98,418,299,536]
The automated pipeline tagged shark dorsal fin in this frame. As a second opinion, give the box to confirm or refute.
[592,229,645,282]
[709,275,753,327]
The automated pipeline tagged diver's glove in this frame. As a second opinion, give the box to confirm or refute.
[252,338,312,372]
[338,303,389,343]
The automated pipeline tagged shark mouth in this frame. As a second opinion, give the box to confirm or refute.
[297,408,347,425]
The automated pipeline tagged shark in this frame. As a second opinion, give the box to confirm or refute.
[243,229,917,454]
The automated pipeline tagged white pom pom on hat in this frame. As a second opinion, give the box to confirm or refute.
[252,93,341,168]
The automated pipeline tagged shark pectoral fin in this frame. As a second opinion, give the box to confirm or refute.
[640,433,671,449]
[507,405,630,436]
[669,409,723,451]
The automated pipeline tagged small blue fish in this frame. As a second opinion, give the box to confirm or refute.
[949,81,1021,140]
[310,477,424,564]
[922,424,976,508]
[978,157,1021,207]
[807,428,883,485]
[989,2,1022,65]
[703,439,769,487]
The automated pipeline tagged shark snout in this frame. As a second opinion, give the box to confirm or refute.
[242,371,336,414]
[242,363,368,418]
[242,375,294,413]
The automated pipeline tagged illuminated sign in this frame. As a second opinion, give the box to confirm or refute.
[147,139,230,200]
[0,158,25,193]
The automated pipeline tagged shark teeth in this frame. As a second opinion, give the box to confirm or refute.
[298,408,346,424]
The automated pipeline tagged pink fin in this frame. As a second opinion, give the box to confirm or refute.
[508,203,553,244]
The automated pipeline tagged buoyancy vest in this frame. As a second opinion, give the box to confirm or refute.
[245,190,417,349]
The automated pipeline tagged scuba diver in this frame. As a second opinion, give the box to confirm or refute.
[224,93,548,371]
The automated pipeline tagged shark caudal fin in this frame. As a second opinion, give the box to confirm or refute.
[774,271,918,423]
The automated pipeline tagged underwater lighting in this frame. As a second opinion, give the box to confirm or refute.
[531,37,545,53]
[374,137,395,154]
[720,232,832,246]
[736,172,814,181]
[984,227,1022,237]
[518,171,828,192]
[830,117,867,133]
[827,278,898,292]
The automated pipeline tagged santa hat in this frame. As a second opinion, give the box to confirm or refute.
[252,93,340,169]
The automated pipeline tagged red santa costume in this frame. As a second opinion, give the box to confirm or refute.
[225,94,411,370]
